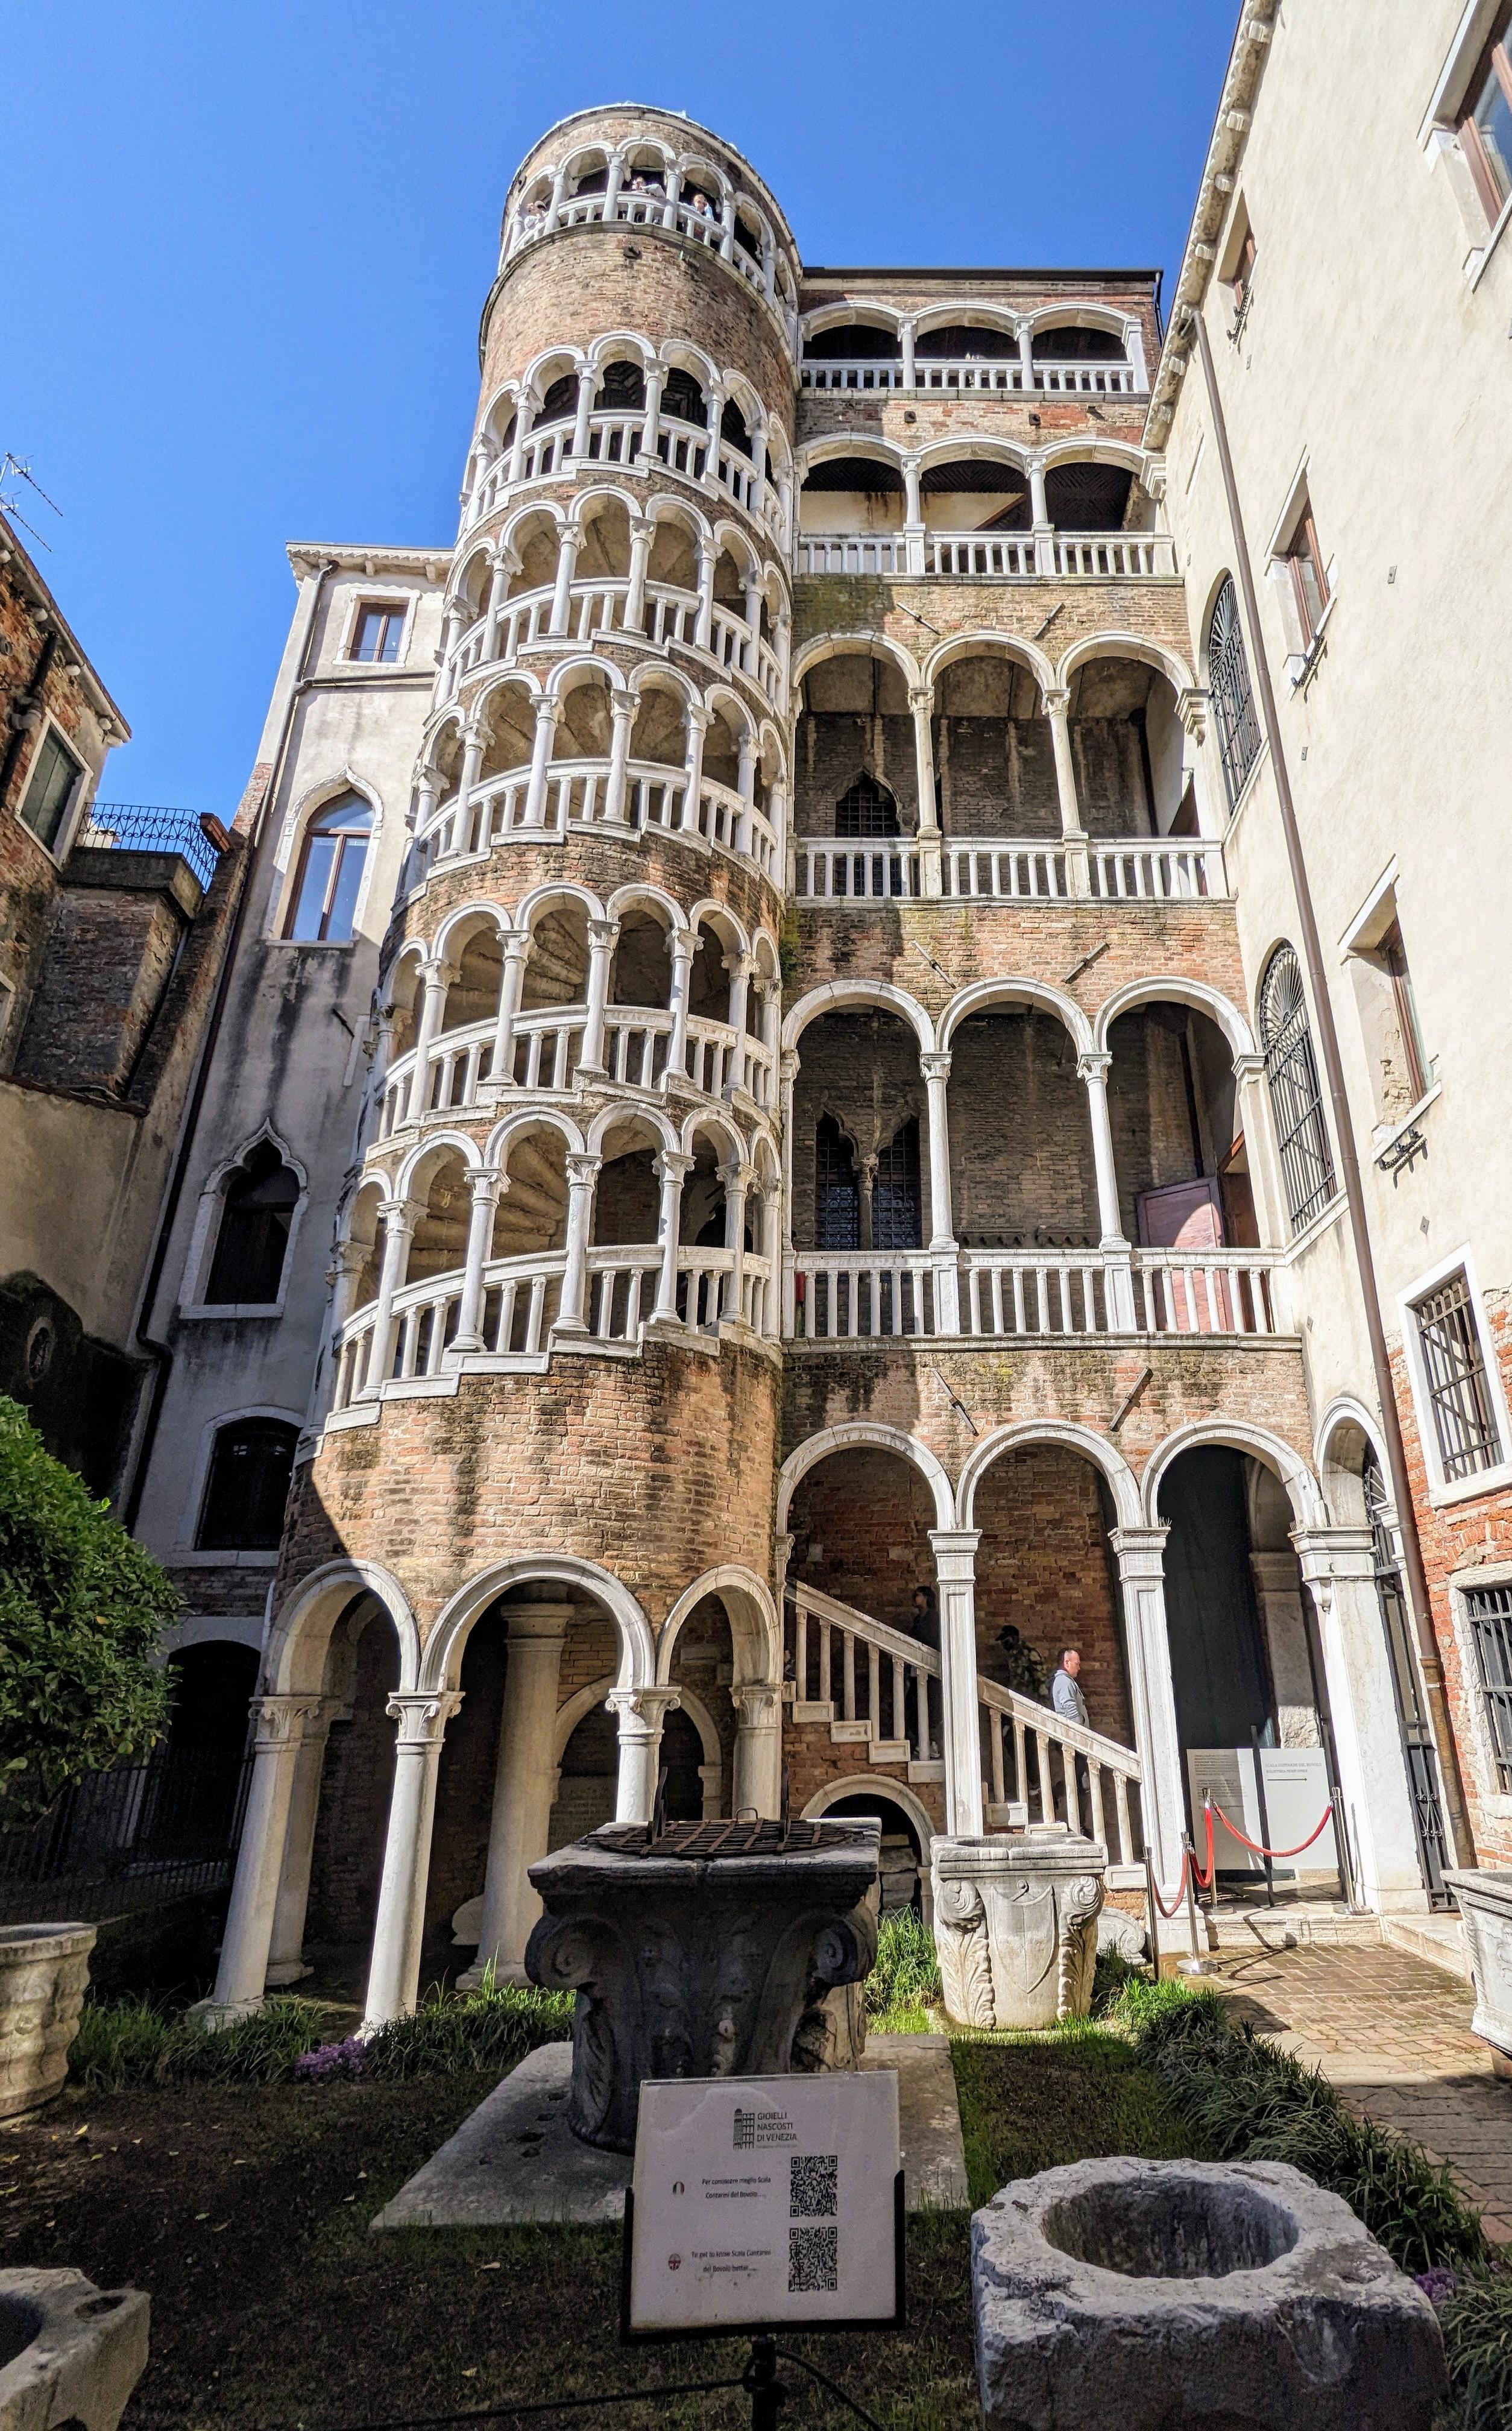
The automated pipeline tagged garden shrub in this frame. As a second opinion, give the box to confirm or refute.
[865,1908,940,2019]
[1440,2268,1512,2431]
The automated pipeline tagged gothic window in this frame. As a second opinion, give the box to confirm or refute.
[1208,577,1261,809]
[834,774,899,839]
[872,1117,921,1249]
[285,793,371,943]
[206,1143,300,1305]
[814,1115,859,1249]
[196,1419,298,1552]
[1258,945,1336,1233]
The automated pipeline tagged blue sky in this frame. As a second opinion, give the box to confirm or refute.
[6,4,1236,810]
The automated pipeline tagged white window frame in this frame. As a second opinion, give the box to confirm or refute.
[1420,0,1512,286]
[1263,459,1339,686]
[336,588,414,670]
[1446,1557,1512,1818]
[177,1129,309,1319]
[177,1402,305,1563]
[271,775,381,949]
[1398,1243,1512,1506]
[13,715,91,866]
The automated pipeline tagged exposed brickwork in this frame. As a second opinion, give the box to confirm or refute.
[306,1615,399,1944]
[972,1445,1132,1747]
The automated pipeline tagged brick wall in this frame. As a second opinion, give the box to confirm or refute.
[787,1445,938,1629]
[948,1009,1098,1246]
[306,1614,399,1945]
[790,1009,930,1249]
[13,862,192,1093]
[972,1445,1132,1747]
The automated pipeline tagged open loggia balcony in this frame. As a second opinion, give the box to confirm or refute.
[783,989,1280,1349]
[375,898,781,1141]
[795,447,1173,580]
[799,309,1147,396]
[791,642,1223,905]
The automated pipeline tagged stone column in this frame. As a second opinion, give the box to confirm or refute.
[695,543,717,652]
[265,1698,341,1987]
[488,932,531,1087]
[681,705,708,834]
[603,155,625,217]
[450,1169,505,1354]
[548,525,582,636]
[602,698,636,830]
[484,553,512,661]
[724,953,754,1096]
[909,687,943,900]
[667,932,699,1076]
[459,1604,573,1986]
[1043,686,1091,892]
[902,459,924,576]
[1077,1050,1135,1328]
[1293,1527,1429,1914]
[407,957,452,1121]
[608,1687,681,1823]
[731,1682,784,1818]
[774,610,792,707]
[363,1691,463,2031]
[919,1051,960,1333]
[722,1158,752,1325]
[1233,1051,1285,1260]
[569,365,596,461]
[625,516,654,632]
[210,1695,329,2016]
[544,165,567,232]
[780,1048,798,1252]
[523,696,561,829]
[458,726,485,800]
[650,1150,694,1323]
[1250,1551,1323,1747]
[640,362,667,463]
[930,1529,984,1837]
[364,1198,418,1395]
[552,1153,601,1338]
[901,320,917,389]
[1029,459,1054,574]
[576,916,620,1077]
[506,405,528,484]
[1109,1525,1183,1896]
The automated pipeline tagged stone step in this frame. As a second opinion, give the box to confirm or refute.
[868,1738,912,1765]
[1383,1911,1470,1980]
[830,1720,873,1745]
[790,1700,835,1725]
[1200,1902,1385,1953]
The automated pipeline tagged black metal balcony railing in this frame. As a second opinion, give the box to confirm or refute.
[77,803,227,892]
[0,1743,252,1924]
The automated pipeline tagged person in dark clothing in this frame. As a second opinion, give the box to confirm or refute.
[904,1584,939,1758]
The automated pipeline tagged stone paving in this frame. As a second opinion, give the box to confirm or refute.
[1209,1938,1512,2241]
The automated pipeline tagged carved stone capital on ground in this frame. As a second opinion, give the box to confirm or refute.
[931,1831,1106,2031]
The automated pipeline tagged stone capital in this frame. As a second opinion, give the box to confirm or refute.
[1176,684,1209,742]
[467,1167,505,1208]
[385,1690,463,1748]
[654,1149,695,1185]
[378,1196,421,1232]
[1290,1524,1376,1589]
[565,1153,602,1190]
[1076,1050,1113,1085]
[587,916,622,948]
[731,1681,783,1726]
[532,695,562,726]
[606,1686,681,1736]
[1232,1052,1266,1085]
[907,687,935,717]
[919,1051,953,1084]
[928,1528,980,1577]
[503,1600,576,1642]
[251,1693,333,1752]
[1108,1524,1170,1583]
[1041,686,1071,718]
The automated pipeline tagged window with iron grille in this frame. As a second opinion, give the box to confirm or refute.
[814,1115,859,1249]
[872,1118,921,1249]
[1414,1272,1504,1481]
[1258,946,1336,1232]
[1465,1584,1512,1790]
[834,773,899,839]
[1208,578,1261,809]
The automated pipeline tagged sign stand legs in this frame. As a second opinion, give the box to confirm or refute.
[743,2335,787,2427]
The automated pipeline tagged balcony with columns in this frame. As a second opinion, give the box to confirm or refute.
[503,134,799,336]
[405,661,787,897]
[439,490,790,717]
[798,308,1148,397]
[780,986,1288,1357]
[795,447,1174,581]
[791,640,1223,906]
[465,354,793,552]
[374,896,782,1144]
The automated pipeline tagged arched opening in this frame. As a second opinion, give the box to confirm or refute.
[195,1417,297,1553]
[488,1126,569,1349]
[796,651,921,839]
[477,682,535,781]
[503,512,559,603]
[933,652,1053,840]
[920,455,1030,538]
[439,927,504,1036]
[818,1790,925,1914]
[798,455,905,541]
[594,358,646,416]
[688,912,736,1027]
[205,1141,300,1306]
[532,370,578,430]
[1045,461,1150,534]
[647,509,700,596]
[575,491,631,582]
[303,1599,405,1970]
[610,906,672,1009]
[1033,320,1127,364]
[661,367,708,429]
[1066,657,1193,839]
[1107,1000,1258,1267]
[720,396,753,460]
[793,1008,928,1260]
[552,667,614,763]
[1259,945,1337,1236]
[405,1150,470,1288]
[788,1447,938,1641]
[947,1005,1097,1249]
[801,320,902,386]
[629,678,688,770]
[519,900,588,1015]
[1208,577,1261,809]
[167,1640,259,1752]
[591,1117,663,1247]
[916,318,1019,366]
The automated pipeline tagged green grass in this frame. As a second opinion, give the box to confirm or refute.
[866,1909,942,2016]
[1441,2269,1512,2431]
[950,2025,1197,2207]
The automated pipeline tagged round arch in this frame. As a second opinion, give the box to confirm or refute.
[915,433,1032,481]
[940,976,1092,1056]
[1140,1420,1325,1530]
[1092,977,1255,1062]
[912,298,1021,342]
[484,1104,587,1170]
[263,1560,421,1698]
[658,1564,783,1687]
[956,1420,1141,1532]
[777,1424,954,1537]
[421,1554,657,1695]
[431,898,515,966]
[1315,1395,1393,1528]
[921,629,1054,697]
[587,1099,679,1157]
[1056,630,1196,698]
[792,629,924,697]
[781,978,936,1058]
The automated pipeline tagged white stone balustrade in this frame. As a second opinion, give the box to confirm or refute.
[799,356,1139,395]
[792,838,924,901]
[440,582,783,711]
[377,1001,773,1137]
[784,1246,1284,1345]
[796,529,1176,582]
[977,1677,1141,1861]
[1089,838,1227,900]
[796,534,907,576]
[787,834,1227,906]
[405,758,778,889]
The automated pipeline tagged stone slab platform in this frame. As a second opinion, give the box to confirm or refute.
[370,2031,968,2231]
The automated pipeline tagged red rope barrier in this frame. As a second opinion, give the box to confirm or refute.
[1148,1849,1191,1920]
[1190,1802,1215,1891]
[1209,1800,1335,1860]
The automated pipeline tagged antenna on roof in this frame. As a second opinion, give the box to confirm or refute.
[0,455,62,552]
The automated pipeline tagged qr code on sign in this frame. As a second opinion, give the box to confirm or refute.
[789,2223,839,2294]
[789,2153,839,2218]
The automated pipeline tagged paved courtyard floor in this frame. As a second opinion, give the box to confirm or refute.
[1210,1938,1512,2241]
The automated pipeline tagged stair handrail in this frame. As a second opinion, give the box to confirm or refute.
[787,1582,942,1677]
[976,1674,1141,1780]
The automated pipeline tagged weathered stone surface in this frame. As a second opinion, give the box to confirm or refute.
[525,1818,880,2152]
[1443,1865,1512,2059]
[0,2267,149,2431]
[933,1833,1104,2030]
[0,1925,95,2121]
[1097,1905,1147,1963]
[972,2156,1446,2431]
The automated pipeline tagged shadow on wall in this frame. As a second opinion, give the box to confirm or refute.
[0,1269,142,1494]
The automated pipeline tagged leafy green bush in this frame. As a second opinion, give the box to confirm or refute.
[866,1908,941,2018]
[0,1396,177,1817]
[1441,2269,1512,2430]
[1113,1976,1489,2276]
[362,1981,572,2079]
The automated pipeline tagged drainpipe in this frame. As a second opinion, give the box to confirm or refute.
[1186,305,1473,1868]
[121,559,337,1530]
[0,629,58,812]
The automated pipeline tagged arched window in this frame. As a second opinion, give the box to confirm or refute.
[195,1419,298,1552]
[1208,578,1262,809]
[285,793,371,943]
[815,1115,859,1248]
[597,359,646,412]
[1259,945,1336,1232]
[834,773,899,839]
[205,1143,300,1305]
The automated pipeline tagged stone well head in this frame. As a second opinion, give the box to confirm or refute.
[972,2155,1446,2431]
[525,1815,881,2152]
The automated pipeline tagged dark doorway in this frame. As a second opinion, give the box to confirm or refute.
[1158,1446,1272,1751]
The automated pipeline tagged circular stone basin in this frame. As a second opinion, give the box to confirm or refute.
[1044,2174,1300,2280]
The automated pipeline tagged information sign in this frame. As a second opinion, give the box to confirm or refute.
[1186,1745,1338,1876]
[623,2070,902,2338]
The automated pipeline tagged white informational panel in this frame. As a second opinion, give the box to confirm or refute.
[1186,1746,1338,1878]
[626,2071,901,2336]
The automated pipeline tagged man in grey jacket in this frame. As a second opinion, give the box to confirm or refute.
[1050,1647,1090,1729]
